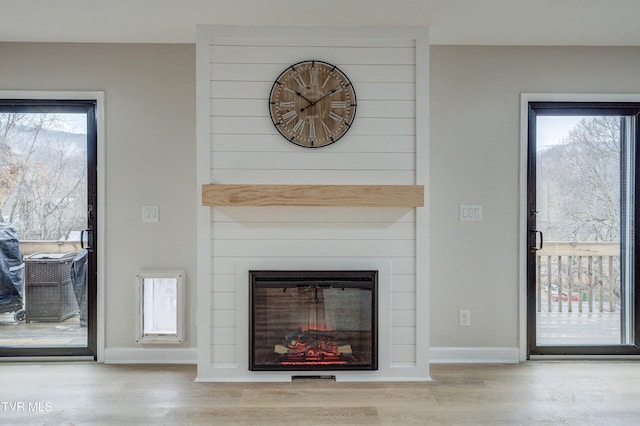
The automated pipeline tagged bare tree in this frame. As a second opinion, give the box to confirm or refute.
[0,114,24,204]
[537,117,620,242]
[0,113,86,240]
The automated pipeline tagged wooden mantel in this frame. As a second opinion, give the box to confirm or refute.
[201,184,424,207]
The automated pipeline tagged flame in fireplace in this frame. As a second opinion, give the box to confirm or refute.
[276,327,353,366]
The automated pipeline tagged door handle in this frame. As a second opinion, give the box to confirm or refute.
[530,229,543,252]
[80,227,94,253]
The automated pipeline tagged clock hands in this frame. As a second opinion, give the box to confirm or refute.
[280,84,313,106]
[300,85,345,113]
[295,90,314,106]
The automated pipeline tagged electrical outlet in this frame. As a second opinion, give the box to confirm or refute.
[142,205,159,223]
[459,310,471,327]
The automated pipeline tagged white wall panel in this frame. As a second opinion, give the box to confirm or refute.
[392,292,417,310]
[211,152,415,171]
[392,309,416,327]
[392,327,417,345]
[211,134,416,153]
[212,239,415,258]
[211,345,236,365]
[212,309,235,328]
[210,169,416,185]
[212,221,416,240]
[197,25,428,381]
[392,274,417,292]
[211,274,236,292]
[210,63,415,83]
[208,37,415,48]
[212,327,236,344]
[209,46,416,65]
[211,256,417,276]
[358,100,415,118]
[211,207,416,223]
[391,345,416,364]
[210,81,270,99]
[211,292,235,310]
[211,117,415,136]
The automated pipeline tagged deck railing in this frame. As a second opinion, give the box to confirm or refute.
[536,242,620,313]
[18,240,83,256]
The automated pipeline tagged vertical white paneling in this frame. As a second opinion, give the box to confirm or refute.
[197,25,429,381]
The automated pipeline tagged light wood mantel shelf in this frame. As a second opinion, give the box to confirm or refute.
[201,184,424,207]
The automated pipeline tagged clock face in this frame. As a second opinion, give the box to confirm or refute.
[269,60,357,148]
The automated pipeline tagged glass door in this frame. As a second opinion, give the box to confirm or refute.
[0,100,97,358]
[528,102,640,356]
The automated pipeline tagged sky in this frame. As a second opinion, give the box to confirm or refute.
[536,116,582,150]
[44,113,87,134]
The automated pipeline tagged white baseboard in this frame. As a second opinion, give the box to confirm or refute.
[430,347,520,364]
[104,347,197,364]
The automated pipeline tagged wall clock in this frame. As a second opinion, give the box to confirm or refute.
[269,60,357,148]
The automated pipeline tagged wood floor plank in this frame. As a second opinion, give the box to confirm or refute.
[1,362,640,424]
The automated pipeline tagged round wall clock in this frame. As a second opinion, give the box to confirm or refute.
[269,60,357,148]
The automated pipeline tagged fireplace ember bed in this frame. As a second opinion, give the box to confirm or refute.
[249,270,378,371]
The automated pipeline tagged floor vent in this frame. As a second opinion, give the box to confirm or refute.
[291,375,336,383]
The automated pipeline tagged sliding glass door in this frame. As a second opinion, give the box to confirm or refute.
[0,100,97,358]
[527,102,640,356]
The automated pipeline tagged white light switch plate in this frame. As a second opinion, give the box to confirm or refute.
[460,204,483,221]
[142,205,159,223]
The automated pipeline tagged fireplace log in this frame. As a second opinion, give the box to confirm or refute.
[274,343,352,355]
[338,345,352,355]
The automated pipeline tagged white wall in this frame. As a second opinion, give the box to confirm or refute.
[196,26,428,381]
[429,45,640,362]
[0,43,197,362]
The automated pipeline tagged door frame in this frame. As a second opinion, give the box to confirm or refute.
[0,91,105,361]
[519,93,640,360]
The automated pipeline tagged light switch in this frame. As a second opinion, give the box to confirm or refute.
[142,205,159,223]
[460,204,483,222]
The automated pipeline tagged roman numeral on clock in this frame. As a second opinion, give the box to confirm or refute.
[328,111,343,123]
[292,119,305,134]
[309,121,316,139]
[281,109,297,124]
[331,101,347,109]
[294,75,306,88]
[321,120,332,135]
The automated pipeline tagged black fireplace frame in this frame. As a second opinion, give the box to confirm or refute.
[249,270,378,371]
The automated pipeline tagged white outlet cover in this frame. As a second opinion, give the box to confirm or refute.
[460,204,483,222]
[459,309,471,327]
[142,205,159,223]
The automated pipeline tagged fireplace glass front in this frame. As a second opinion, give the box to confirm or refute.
[250,270,378,371]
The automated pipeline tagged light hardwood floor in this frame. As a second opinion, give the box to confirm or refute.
[1,361,639,425]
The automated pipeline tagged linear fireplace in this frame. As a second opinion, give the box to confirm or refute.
[249,270,378,371]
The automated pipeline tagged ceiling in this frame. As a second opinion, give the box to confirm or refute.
[2,0,640,46]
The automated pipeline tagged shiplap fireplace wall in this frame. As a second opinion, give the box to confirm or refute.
[196,26,429,381]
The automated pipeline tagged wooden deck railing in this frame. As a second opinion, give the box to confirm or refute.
[536,242,620,313]
[18,240,83,256]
